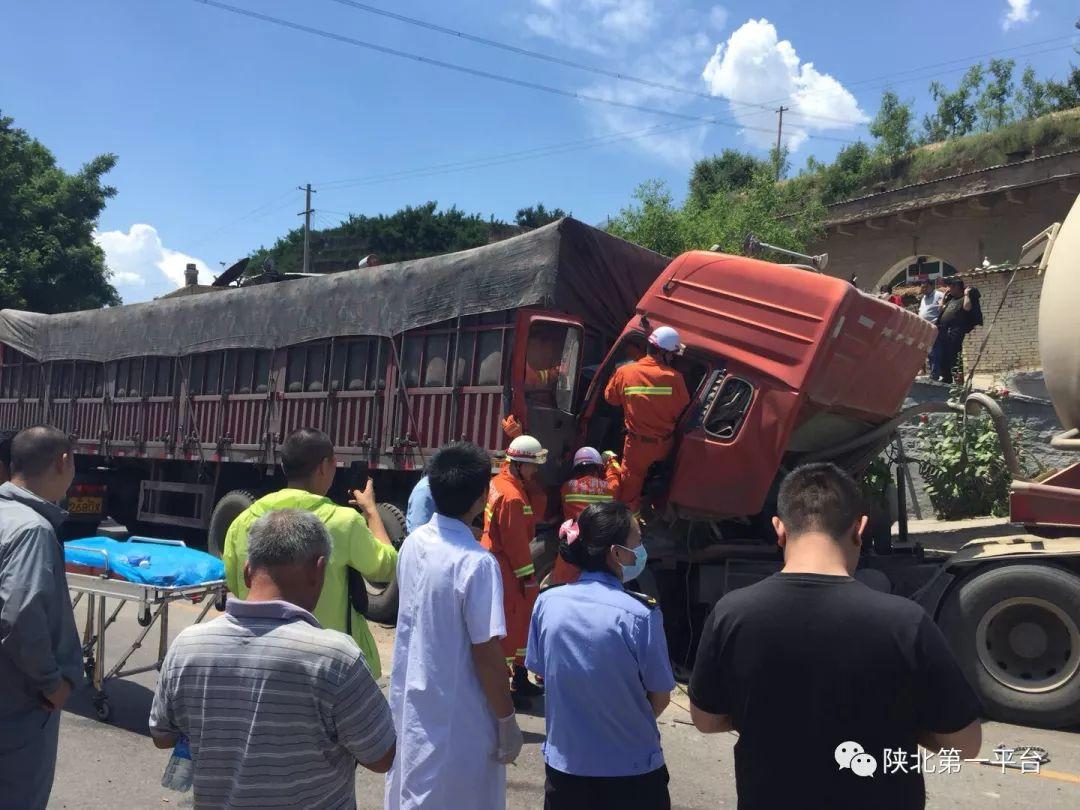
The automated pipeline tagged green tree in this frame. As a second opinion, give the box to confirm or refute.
[605,180,688,257]
[869,90,914,159]
[922,64,985,142]
[817,141,876,202]
[246,201,515,274]
[514,203,568,228]
[1016,65,1053,119]
[975,58,1017,132]
[0,113,120,312]
[687,149,769,207]
[607,167,824,258]
[1045,64,1080,111]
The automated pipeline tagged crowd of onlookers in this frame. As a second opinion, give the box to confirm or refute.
[0,424,985,810]
[880,275,983,384]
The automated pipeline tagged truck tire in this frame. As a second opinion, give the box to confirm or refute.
[532,525,559,588]
[207,489,259,558]
[364,503,406,624]
[938,563,1080,728]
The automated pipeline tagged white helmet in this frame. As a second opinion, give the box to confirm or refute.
[506,434,548,465]
[648,325,684,354]
[573,446,603,468]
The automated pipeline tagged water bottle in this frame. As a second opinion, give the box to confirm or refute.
[161,735,193,792]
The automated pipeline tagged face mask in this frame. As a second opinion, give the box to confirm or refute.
[616,544,648,583]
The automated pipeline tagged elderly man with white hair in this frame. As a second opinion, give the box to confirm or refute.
[149,509,396,809]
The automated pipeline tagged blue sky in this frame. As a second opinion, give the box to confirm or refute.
[2,0,1077,302]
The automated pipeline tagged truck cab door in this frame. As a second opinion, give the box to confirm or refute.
[669,371,798,519]
[510,310,584,484]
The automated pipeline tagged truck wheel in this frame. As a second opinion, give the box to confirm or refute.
[939,564,1080,728]
[364,503,406,624]
[532,525,559,588]
[866,500,893,556]
[207,490,259,558]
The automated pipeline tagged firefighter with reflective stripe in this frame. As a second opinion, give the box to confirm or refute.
[524,363,563,393]
[553,447,622,585]
[604,326,691,514]
[482,434,547,708]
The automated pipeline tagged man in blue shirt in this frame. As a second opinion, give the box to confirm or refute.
[406,475,435,534]
[527,502,674,809]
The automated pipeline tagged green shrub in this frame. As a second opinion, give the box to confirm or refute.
[915,407,1031,520]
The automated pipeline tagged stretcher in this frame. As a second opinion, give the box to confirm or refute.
[65,536,227,721]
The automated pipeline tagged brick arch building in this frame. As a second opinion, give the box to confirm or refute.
[813,150,1080,372]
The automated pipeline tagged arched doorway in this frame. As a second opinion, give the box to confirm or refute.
[878,255,958,290]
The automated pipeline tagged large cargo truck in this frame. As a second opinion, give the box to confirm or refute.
[3,210,1080,727]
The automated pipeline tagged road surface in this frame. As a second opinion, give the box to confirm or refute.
[48,596,1080,809]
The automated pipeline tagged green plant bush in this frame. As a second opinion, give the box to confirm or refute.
[915,408,1031,520]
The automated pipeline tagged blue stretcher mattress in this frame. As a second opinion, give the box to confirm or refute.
[64,537,225,587]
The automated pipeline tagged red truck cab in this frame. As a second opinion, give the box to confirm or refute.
[577,250,936,522]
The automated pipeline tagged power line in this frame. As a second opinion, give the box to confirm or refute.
[315,120,700,189]
[186,188,296,250]
[189,0,858,146]
[322,0,1078,124]
[320,0,865,128]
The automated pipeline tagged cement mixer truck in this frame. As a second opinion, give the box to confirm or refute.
[544,196,1080,731]
[2,208,1080,727]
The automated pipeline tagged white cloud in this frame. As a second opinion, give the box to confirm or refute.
[701,18,867,151]
[524,0,659,54]
[581,30,714,164]
[709,5,728,32]
[519,0,722,164]
[95,224,212,303]
[1002,0,1037,30]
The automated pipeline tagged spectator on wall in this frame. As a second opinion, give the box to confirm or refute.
[917,277,945,380]
[937,278,983,385]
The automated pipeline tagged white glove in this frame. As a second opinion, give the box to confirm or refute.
[495,712,524,764]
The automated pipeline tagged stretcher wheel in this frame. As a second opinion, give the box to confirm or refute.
[214,590,228,612]
[137,608,152,627]
[84,659,96,683]
[93,696,111,722]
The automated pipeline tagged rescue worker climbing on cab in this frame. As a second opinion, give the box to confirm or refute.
[482,434,547,708]
[553,447,622,586]
[604,326,690,515]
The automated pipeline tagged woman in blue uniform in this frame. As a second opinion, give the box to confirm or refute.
[526,502,676,809]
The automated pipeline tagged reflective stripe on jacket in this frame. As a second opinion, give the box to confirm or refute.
[560,468,621,521]
[603,355,690,438]
[482,467,537,579]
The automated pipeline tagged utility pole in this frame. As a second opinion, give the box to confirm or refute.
[298,183,316,274]
[774,106,788,181]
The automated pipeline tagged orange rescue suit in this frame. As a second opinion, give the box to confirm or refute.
[481,465,539,666]
[604,355,690,512]
[552,464,622,585]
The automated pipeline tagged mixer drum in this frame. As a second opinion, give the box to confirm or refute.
[1040,193,1080,431]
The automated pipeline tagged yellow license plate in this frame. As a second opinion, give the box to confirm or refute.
[67,496,103,515]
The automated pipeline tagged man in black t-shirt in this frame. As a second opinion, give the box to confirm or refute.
[688,463,981,810]
[937,277,982,384]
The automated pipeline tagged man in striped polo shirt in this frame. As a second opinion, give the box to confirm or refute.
[149,509,396,809]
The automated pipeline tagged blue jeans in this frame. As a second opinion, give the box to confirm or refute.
[929,329,946,379]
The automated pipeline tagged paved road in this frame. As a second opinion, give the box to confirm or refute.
[49,597,1080,809]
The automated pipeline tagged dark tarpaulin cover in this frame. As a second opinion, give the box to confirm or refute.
[0,218,669,363]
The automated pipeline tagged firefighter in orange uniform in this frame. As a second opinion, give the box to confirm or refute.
[552,446,622,585]
[604,326,690,515]
[482,434,547,707]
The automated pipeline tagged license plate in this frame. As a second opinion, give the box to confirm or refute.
[67,496,103,515]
